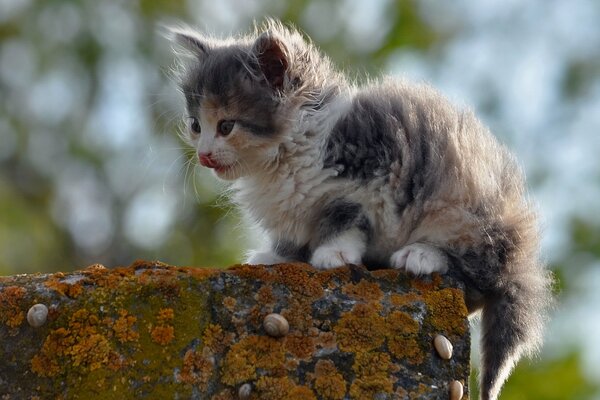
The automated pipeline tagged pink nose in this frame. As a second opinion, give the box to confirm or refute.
[198,152,218,168]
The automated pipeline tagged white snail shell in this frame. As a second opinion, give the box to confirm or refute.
[263,313,289,338]
[27,304,49,328]
[238,383,252,399]
[449,380,464,400]
[434,334,453,360]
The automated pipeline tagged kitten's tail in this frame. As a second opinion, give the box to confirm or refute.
[478,264,552,400]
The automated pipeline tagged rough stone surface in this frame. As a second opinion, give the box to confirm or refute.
[0,261,470,399]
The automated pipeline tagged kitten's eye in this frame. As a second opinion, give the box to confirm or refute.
[217,120,235,136]
[188,117,201,134]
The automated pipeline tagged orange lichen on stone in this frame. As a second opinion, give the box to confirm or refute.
[30,351,60,377]
[157,307,174,322]
[349,376,395,398]
[255,376,317,400]
[31,309,112,377]
[78,263,140,290]
[228,264,273,282]
[370,268,401,280]
[386,310,423,364]
[408,383,435,399]
[107,350,128,371]
[352,351,393,378]
[349,352,394,399]
[288,386,318,400]
[282,298,313,331]
[284,332,316,359]
[221,335,285,385]
[211,389,235,400]
[45,278,84,298]
[272,263,324,298]
[334,303,386,352]
[0,286,26,328]
[202,323,233,354]
[395,386,409,399]
[315,267,351,288]
[179,266,219,281]
[313,359,346,400]
[150,307,175,345]
[257,285,275,304]
[342,280,383,301]
[151,325,174,345]
[423,288,468,337]
[179,348,214,390]
[389,292,421,308]
[112,309,139,343]
[410,273,443,292]
[316,331,337,350]
[248,305,264,327]
[222,296,236,311]
[83,263,107,272]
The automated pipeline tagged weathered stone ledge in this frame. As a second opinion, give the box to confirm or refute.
[0,261,470,399]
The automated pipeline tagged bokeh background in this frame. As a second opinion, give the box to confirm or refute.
[1,0,599,398]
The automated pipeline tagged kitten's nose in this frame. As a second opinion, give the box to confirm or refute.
[198,152,218,168]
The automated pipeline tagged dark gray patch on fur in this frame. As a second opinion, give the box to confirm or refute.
[237,120,273,136]
[324,95,401,181]
[401,130,432,207]
[273,239,310,262]
[450,220,519,293]
[323,92,441,214]
[313,199,371,247]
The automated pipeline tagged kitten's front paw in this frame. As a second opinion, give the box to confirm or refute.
[390,243,448,275]
[310,244,362,270]
[245,250,286,265]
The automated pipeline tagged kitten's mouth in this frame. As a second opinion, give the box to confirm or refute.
[214,165,231,173]
[198,155,232,174]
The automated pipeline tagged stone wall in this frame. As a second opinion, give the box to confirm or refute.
[0,261,470,399]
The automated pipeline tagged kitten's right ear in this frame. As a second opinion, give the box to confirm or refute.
[252,31,289,91]
[167,27,209,57]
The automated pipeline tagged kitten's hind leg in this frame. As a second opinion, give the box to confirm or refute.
[390,243,448,275]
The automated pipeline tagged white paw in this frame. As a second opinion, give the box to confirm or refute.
[390,243,448,275]
[245,250,286,265]
[310,244,362,270]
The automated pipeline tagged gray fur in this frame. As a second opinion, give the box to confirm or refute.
[169,19,552,400]
[324,94,402,182]
[273,239,310,262]
[313,199,371,246]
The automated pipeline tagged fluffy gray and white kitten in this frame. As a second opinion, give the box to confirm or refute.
[169,20,551,400]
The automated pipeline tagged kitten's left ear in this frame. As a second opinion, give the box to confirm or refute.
[252,32,289,91]
[167,27,209,58]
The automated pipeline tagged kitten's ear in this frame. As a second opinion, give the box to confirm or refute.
[252,32,289,90]
[167,27,209,57]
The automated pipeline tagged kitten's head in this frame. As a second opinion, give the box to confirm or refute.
[169,20,338,180]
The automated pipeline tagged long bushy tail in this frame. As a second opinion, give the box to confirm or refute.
[479,267,552,400]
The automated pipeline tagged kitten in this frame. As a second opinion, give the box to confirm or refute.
[169,20,552,400]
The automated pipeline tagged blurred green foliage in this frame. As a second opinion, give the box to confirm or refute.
[0,0,599,398]
[471,352,600,400]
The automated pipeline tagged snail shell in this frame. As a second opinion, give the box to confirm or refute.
[434,334,453,360]
[449,380,463,400]
[263,313,289,338]
[27,303,49,328]
[238,383,252,399]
